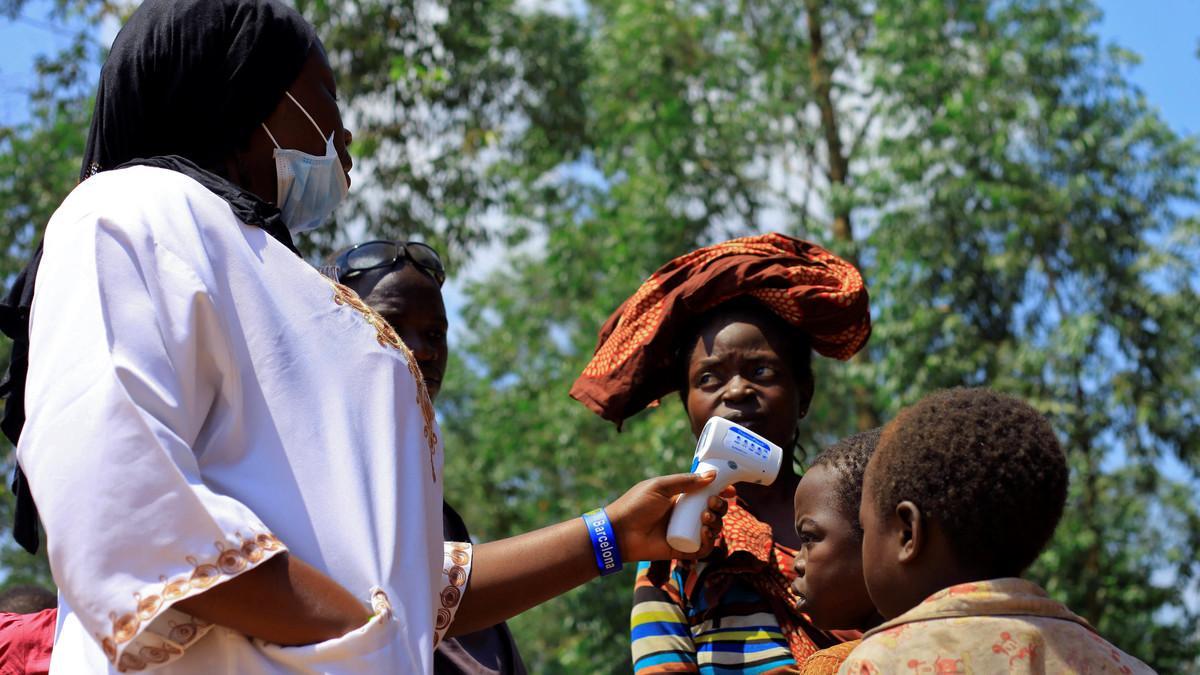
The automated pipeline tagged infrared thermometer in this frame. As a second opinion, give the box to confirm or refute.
[665,417,783,553]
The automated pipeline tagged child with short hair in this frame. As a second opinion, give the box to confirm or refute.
[790,429,884,675]
[843,387,1153,674]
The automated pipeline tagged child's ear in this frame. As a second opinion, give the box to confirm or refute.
[894,500,924,564]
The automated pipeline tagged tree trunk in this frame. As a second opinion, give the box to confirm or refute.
[804,0,880,430]
[1072,371,1104,622]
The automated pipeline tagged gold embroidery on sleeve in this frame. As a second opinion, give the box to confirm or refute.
[99,531,284,671]
[117,651,146,672]
[371,587,393,618]
[132,592,161,621]
[434,542,473,646]
[166,618,204,645]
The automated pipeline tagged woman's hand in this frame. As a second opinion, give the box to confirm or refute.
[175,552,370,646]
[607,472,732,561]
[450,471,732,634]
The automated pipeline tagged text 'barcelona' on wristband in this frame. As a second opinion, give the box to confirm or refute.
[582,507,623,576]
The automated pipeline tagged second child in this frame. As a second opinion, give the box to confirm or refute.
[791,430,884,674]
[842,387,1154,674]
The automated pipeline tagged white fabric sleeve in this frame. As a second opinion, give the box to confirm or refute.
[18,212,286,671]
[434,542,473,646]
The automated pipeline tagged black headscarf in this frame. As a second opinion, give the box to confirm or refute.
[0,0,320,553]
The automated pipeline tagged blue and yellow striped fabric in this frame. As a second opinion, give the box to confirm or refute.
[629,502,851,674]
[631,561,803,674]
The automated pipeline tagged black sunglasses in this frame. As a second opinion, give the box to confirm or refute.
[334,240,446,286]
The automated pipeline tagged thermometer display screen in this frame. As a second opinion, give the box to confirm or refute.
[724,427,770,460]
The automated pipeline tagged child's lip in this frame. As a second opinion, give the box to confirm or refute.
[794,592,808,610]
[791,581,808,608]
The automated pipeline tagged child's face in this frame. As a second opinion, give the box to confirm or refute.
[791,464,879,630]
[682,311,811,448]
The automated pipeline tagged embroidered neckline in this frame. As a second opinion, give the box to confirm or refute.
[325,278,440,481]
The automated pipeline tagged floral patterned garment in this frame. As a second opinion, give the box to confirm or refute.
[838,578,1155,675]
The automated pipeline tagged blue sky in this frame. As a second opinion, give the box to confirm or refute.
[0,3,83,124]
[1092,0,1200,134]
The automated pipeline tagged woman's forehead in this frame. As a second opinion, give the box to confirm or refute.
[696,303,791,337]
[689,314,788,358]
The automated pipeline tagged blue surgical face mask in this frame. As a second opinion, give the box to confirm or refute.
[261,92,349,235]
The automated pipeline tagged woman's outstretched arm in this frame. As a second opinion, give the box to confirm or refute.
[448,472,729,636]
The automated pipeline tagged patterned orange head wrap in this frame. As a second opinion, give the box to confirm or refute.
[570,233,870,426]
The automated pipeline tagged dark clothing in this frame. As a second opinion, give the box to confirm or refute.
[435,501,527,675]
[0,0,314,552]
[569,233,871,427]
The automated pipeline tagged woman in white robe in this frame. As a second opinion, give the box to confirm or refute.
[0,1,728,673]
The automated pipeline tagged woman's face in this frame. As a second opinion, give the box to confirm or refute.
[681,309,812,448]
[232,48,353,206]
[791,463,880,630]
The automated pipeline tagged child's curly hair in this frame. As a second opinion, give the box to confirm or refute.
[870,387,1068,577]
[809,428,882,540]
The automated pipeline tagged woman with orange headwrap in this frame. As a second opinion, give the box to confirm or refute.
[571,234,871,674]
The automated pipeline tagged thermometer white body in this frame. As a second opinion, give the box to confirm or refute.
[666,417,783,553]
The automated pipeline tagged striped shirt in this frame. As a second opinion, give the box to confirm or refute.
[630,502,845,674]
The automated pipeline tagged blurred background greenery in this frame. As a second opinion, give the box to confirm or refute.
[1,0,1198,672]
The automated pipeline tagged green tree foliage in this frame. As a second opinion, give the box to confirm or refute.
[291,0,588,263]
[0,2,109,592]
[436,1,1200,672]
[0,1,1197,672]
[863,2,1200,668]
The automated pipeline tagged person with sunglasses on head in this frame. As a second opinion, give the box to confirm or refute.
[330,240,524,675]
[0,2,730,672]
[330,240,448,287]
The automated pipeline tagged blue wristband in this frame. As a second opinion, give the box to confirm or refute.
[582,507,623,576]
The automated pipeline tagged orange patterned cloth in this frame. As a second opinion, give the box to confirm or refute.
[570,233,870,425]
[703,501,841,662]
[800,640,860,675]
